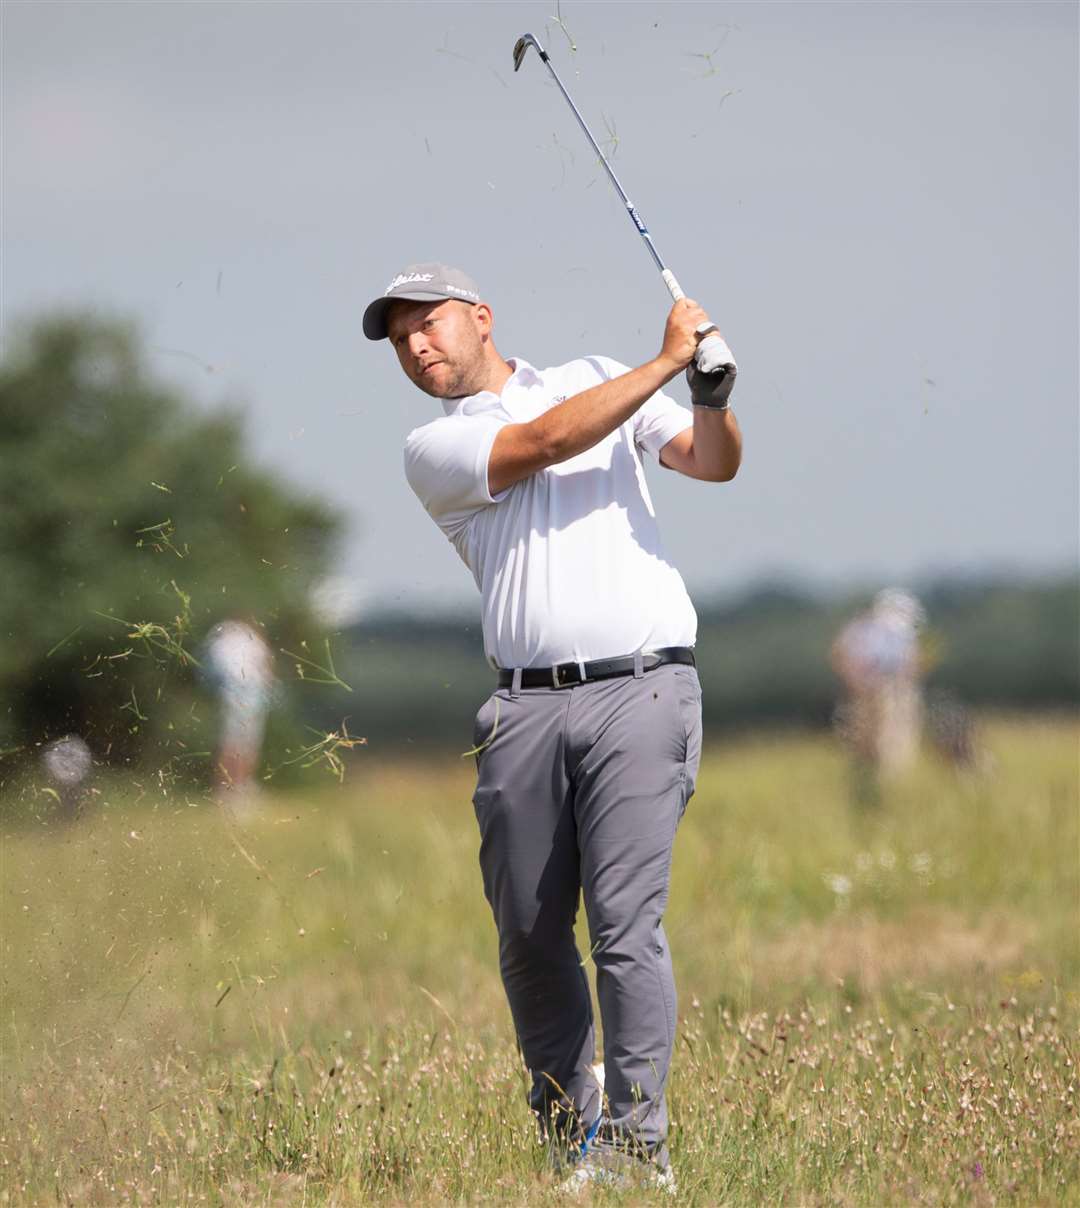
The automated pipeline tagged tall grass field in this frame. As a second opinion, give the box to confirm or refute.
[2,718,1077,1205]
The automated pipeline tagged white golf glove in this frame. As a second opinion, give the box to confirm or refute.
[687,330,737,409]
[694,325,737,376]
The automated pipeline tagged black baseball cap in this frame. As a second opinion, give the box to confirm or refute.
[363,262,482,340]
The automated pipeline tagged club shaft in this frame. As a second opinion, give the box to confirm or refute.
[537,52,669,277]
[517,35,728,363]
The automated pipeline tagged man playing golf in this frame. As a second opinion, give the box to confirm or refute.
[364,262,741,1191]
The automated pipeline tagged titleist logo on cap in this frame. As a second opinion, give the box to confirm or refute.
[385,271,435,295]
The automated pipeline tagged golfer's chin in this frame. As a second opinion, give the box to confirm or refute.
[413,364,464,399]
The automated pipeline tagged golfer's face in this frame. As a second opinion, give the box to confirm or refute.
[386,299,484,399]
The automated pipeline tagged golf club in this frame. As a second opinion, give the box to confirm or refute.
[513,32,734,376]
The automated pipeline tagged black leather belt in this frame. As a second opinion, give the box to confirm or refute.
[497,646,695,689]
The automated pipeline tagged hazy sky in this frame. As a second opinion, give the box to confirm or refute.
[4,1,1077,616]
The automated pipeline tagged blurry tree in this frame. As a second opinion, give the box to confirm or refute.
[0,312,344,779]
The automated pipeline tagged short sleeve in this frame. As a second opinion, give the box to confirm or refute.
[404,413,509,537]
[587,355,694,462]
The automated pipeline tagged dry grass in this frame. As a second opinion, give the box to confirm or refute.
[1,718,1077,1204]
[757,908,1035,992]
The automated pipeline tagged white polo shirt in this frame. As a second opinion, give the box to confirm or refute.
[404,356,697,669]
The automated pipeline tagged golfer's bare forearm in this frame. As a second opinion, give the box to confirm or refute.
[689,407,742,482]
[488,356,680,494]
[659,405,742,482]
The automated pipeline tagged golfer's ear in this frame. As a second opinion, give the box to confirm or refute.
[473,303,494,338]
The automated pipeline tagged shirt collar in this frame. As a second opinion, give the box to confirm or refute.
[441,357,541,416]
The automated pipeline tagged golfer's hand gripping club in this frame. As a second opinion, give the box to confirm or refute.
[661,297,732,400]
[661,269,737,378]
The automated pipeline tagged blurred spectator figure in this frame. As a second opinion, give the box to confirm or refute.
[41,734,93,821]
[831,589,926,796]
[202,620,275,804]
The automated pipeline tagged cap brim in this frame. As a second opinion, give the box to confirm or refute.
[362,290,459,340]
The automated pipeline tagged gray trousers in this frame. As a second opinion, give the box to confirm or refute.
[470,664,703,1165]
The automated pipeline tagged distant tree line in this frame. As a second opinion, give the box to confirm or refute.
[313,576,1079,753]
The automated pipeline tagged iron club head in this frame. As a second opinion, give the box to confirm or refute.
[512,32,547,72]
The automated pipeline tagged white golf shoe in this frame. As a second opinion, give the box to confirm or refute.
[556,1066,676,1197]
[559,1157,677,1196]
